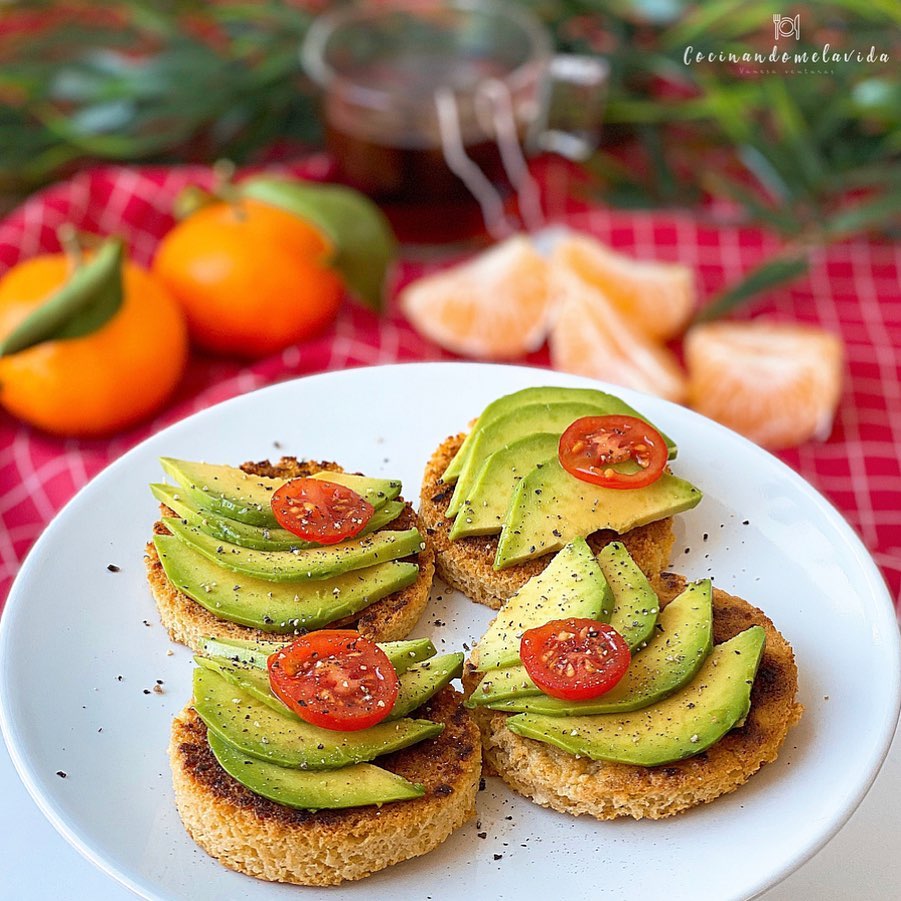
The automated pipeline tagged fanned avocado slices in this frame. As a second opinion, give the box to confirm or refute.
[193,667,443,770]
[200,635,437,673]
[470,538,612,672]
[194,650,463,723]
[160,458,401,528]
[442,386,677,483]
[495,459,701,570]
[154,535,419,632]
[481,580,713,715]
[151,482,403,551]
[506,626,766,766]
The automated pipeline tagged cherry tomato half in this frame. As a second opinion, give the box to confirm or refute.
[268,630,399,731]
[271,478,374,544]
[558,415,668,490]
[520,618,631,701]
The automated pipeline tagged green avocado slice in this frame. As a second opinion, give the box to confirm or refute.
[153,535,419,632]
[466,663,540,707]
[199,635,437,673]
[484,580,713,715]
[506,625,765,766]
[449,433,560,540]
[470,538,612,672]
[388,653,464,720]
[193,668,443,770]
[442,386,677,483]
[151,482,403,551]
[495,458,702,570]
[208,732,424,809]
[598,541,661,652]
[162,518,423,582]
[160,458,401,527]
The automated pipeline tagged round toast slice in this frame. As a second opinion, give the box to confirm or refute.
[170,686,480,886]
[463,572,802,820]
[145,458,435,652]
[420,433,675,610]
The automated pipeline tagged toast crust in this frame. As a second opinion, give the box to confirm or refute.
[169,686,480,886]
[463,572,802,820]
[420,433,675,609]
[145,458,434,652]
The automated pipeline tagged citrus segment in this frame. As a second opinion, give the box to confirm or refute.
[684,321,844,449]
[399,236,551,360]
[552,233,695,341]
[548,265,687,403]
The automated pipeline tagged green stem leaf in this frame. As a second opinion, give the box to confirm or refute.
[693,254,809,324]
[240,176,397,313]
[0,237,125,356]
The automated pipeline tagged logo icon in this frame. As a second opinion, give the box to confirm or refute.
[773,14,801,40]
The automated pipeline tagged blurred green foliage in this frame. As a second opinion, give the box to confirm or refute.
[0,1,897,310]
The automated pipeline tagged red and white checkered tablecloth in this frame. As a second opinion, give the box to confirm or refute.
[0,158,899,612]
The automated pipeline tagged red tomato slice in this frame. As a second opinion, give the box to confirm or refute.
[520,618,631,701]
[268,630,399,731]
[271,478,374,544]
[558,415,668,489]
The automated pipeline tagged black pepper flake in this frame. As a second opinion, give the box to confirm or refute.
[143,689,151,695]
[742,519,750,525]
[56,770,67,778]
[477,832,487,839]
[493,854,503,861]
[478,777,487,791]
[143,620,151,627]
[116,675,123,682]
[106,564,120,573]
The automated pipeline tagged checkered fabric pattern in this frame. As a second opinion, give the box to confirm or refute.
[0,158,899,612]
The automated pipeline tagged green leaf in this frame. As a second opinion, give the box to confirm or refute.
[240,176,397,312]
[0,238,124,356]
[693,254,808,324]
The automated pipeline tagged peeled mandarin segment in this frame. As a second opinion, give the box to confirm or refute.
[552,234,695,342]
[548,265,687,403]
[399,235,552,360]
[684,321,844,449]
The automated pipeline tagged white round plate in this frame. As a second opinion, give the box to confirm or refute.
[2,363,898,901]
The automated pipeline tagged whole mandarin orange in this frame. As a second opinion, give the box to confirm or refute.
[152,198,343,357]
[0,253,188,437]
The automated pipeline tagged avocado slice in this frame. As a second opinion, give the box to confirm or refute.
[495,458,702,570]
[153,535,419,632]
[193,667,443,770]
[470,539,612,672]
[200,635,437,673]
[194,651,462,722]
[466,663,540,707]
[449,433,560,540]
[388,653,464,720]
[208,732,424,809]
[442,386,677,483]
[160,458,401,528]
[152,482,403,551]
[162,518,423,582]
[598,542,661,652]
[506,625,765,766]
[484,580,713,715]
[448,401,660,517]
